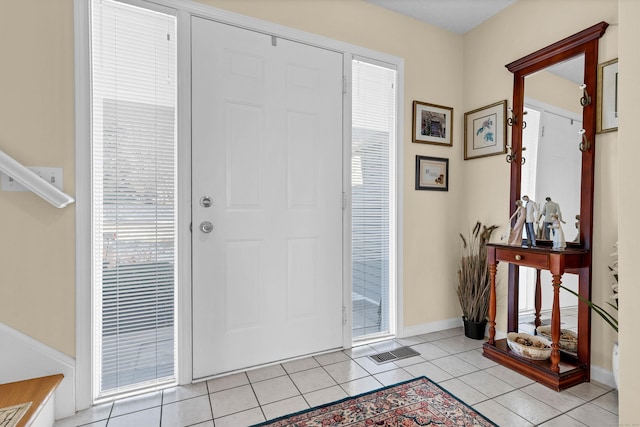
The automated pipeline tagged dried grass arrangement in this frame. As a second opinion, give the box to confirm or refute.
[457,221,498,323]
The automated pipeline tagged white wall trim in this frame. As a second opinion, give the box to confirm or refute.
[0,322,76,420]
[74,0,92,412]
[400,317,464,338]
[591,363,616,389]
[175,7,193,385]
[341,56,354,350]
[394,61,405,341]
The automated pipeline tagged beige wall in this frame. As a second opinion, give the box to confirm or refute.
[0,0,76,356]
[618,0,639,422]
[526,71,583,116]
[463,0,619,379]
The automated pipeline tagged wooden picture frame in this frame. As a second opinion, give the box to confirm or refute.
[596,58,618,133]
[415,155,449,191]
[463,100,507,160]
[412,101,453,146]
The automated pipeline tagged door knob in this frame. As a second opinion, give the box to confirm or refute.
[200,221,214,233]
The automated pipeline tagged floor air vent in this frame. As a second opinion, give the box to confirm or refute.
[368,346,420,364]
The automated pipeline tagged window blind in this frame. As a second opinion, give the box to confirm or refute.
[351,59,396,340]
[91,0,177,399]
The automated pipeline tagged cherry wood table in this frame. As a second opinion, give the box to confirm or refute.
[482,243,591,391]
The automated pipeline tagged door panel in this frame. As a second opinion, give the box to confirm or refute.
[191,17,344,379]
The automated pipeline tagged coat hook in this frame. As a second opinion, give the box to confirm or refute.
[506,145,526,164]
[578,129,590,151]
[579,84,592,107]
[507,108,527,129]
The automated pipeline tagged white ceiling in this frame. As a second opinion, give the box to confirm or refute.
[362,0,518,34]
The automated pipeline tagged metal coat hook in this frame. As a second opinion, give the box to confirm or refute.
[578,129,590,152]
[506,145,526,165]
[579,84,592,107]
[507,108,527,129]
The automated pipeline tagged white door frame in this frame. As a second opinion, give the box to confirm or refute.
[75,0,404,409]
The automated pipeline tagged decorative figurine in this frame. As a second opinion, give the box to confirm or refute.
[522,195,539,247]
[573,214,581,243]
[548,213,566,250]
[537,196,564,240]
[506,200,526,246]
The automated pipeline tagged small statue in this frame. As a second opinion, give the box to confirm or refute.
[537,196,565,240]
[573,214,580,243]
[522,195,539,247]
[505,200,526,246]
[548,213,566,250]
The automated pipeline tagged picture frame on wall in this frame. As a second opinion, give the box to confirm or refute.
[415,155,449,191]
[412,101,453,146]
[597,58,618,133]
[463,100,507,160]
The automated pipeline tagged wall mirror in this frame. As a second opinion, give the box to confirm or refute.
[506,22,608,251]
[505,22,609,341]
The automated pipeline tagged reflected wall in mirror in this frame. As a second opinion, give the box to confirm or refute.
[521,55,584,244]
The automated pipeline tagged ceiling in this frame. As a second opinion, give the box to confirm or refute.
[362,0,585,84]
[362,0,518,34]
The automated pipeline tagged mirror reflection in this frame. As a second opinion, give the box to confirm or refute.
[517,267,579,354]
[517,56,584,343]
[520,55,584,245]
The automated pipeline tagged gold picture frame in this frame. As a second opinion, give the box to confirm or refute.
[596,58,618,133]
[463,100,507,160]
[412,101,453,146]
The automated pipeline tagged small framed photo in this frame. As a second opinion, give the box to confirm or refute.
[463,100,507,160]
[415,155,449,191]
[412,101,453,146]
[597,58,618,134]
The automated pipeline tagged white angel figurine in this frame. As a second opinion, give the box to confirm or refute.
[548,213,566,250]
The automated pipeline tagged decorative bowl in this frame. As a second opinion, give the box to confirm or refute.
[507,332,552,360]
[536,326,578,352]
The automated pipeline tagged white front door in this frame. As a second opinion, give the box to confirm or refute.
[191,17,344,379]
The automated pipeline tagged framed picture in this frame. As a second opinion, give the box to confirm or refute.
[412,101,453,146]
[597,58,618,133]
[463,100,507,160]
[415,155,448,191]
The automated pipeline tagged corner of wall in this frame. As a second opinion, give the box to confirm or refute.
[0,322,76,420]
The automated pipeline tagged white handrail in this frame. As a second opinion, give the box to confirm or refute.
[0,148,75,208]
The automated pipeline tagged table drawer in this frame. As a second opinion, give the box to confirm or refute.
[496,249,549,269]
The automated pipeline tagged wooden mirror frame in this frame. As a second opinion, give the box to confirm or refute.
[506,21,609,251]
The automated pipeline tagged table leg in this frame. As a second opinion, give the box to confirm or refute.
[550,273,562,372]
[488,262,498,345]
[535,269,542,328]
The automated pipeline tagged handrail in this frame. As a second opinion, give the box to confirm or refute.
[0,148,74,208]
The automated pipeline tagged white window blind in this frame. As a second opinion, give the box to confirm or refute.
[351,59,396,340]
[90,0,177,399]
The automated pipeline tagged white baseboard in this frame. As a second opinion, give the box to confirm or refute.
[399,317,463,338]
[590,363,616,389]
[0,322,76,420]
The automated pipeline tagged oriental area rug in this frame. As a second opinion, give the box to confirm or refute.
[251,376,496,427]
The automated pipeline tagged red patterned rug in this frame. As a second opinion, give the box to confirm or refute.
[252,376,496,426]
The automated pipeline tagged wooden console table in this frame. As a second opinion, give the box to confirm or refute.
[482,243,591,391]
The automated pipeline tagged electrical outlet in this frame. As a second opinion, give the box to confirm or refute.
[0,167,64,192]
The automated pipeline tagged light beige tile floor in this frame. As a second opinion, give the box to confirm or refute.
[54,327,618,427]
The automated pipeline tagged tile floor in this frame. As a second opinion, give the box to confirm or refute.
[54,327,619,427]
